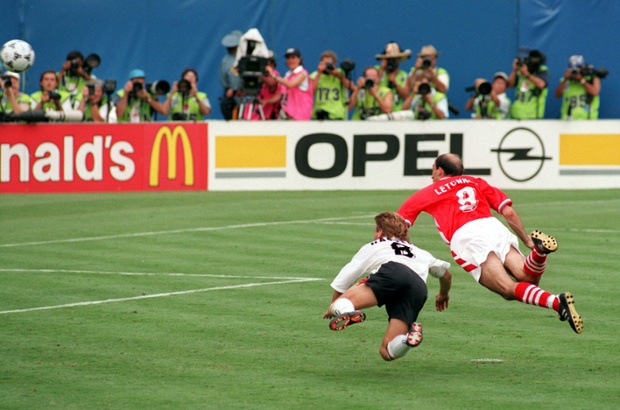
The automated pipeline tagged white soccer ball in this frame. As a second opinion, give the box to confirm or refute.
[1,39,35,73]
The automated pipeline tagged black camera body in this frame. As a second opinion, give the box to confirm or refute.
[465,81,491,96]
[340,59,355,75]
[132,81,143,94]
[47,90,61,101]
[87,84,95,96]
[422,58,432,69]
[70,59,81,71]
[364,78,375,89]
[238,56,269,96]
[177,79,191,95]
[2,75,12,89]
[418,82,431,95]
[417,107,432,120]
[581,64,608,79]
[325,62,335,72]
[103,79,117,95]
[386,58,398,73]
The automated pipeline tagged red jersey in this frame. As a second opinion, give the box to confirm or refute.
[398,176,512,244]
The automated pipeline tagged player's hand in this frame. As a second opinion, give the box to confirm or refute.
[435,293,449,311]
[323,309,334,319]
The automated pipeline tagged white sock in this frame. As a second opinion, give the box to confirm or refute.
[330,298,355,316]
[386,335,410,360]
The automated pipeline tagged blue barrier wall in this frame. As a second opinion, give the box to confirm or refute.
[1,0,617,119]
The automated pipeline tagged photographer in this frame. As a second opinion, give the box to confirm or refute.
[310,50,353,120]
[554,55,602,120]
[464,72,511,119]
[402,77,448,120]
[375,42,411,112]
[0,71,31,114]
[163,68,211,121]
[30,70,72,112]
[77,79,116,122]
[508,48,549,119]
[58,50,92,107]
[114,69,166,123]
[349,66,392,120]
[409,45,450,94]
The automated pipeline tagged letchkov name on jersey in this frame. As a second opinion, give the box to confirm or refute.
[434,177,473,195]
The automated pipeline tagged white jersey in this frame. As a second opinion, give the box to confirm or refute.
[330,237,450,293]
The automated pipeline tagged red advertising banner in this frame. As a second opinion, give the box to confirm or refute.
[0,123,208,193]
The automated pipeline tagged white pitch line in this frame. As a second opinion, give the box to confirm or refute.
[0,278,322,315]
[0,268,322,281]
[0,214,375,248]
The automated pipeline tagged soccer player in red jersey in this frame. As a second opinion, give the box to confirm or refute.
[398,153,582,334]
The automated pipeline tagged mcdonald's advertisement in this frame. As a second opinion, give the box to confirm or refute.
[0,123,207,193]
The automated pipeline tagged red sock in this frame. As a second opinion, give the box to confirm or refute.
[514,282,560,311]
[524,249,547,277]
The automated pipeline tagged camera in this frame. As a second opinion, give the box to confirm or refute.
[422,58,432,69]
[418,82,431,95]
[516,57,528,67]
[340,59,355,75]
[47,90,61,101]
[132,81,143,93]
[83,53,100,75]
[103,79,117,95]
[581,64,608,79]
[417,107,432,120]
[87,84,95,95]
[177,79,191,95]
[237,55,269,95]
[147,81,171,96]
[70,59,80,71]
[364,78,375,89]
[465,81,491,96]
[325,62,334,72]
[2,75,12,89]
[386,58,398,73]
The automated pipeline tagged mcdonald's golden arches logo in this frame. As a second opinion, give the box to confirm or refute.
[149,125,195,187]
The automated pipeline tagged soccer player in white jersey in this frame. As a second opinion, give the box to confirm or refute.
[398,153,582,334]
[324,212,452,361]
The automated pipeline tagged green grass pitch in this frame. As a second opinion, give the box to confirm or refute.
[1,189,619,409]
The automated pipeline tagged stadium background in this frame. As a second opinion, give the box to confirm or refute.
[1,0,618,120]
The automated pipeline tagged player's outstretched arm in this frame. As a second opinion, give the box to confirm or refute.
[435,271,452,311]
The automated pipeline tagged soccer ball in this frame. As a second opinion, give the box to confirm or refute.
[1,39,35,73]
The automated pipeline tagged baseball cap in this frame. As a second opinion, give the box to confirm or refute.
[221,30,242,48]
[284,47,301,58]
[493,71,509,82]
[4,71,20,80]
[128,68,145,79]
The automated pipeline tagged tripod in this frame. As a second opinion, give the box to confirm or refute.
[238,94,265,120]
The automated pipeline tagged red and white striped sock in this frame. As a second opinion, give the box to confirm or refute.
[515,282,559,312]
[524,249,547,277]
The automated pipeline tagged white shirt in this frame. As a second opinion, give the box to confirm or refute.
[330,237,450,293]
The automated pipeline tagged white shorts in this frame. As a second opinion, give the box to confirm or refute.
[450,217,522,282]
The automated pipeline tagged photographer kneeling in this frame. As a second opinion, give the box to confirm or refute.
[114,69,167,123]
[464,72,511,119]
[349,66,392,120]
[401,77,448,120]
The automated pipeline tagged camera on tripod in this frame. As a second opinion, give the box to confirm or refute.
[237,55,269,95]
